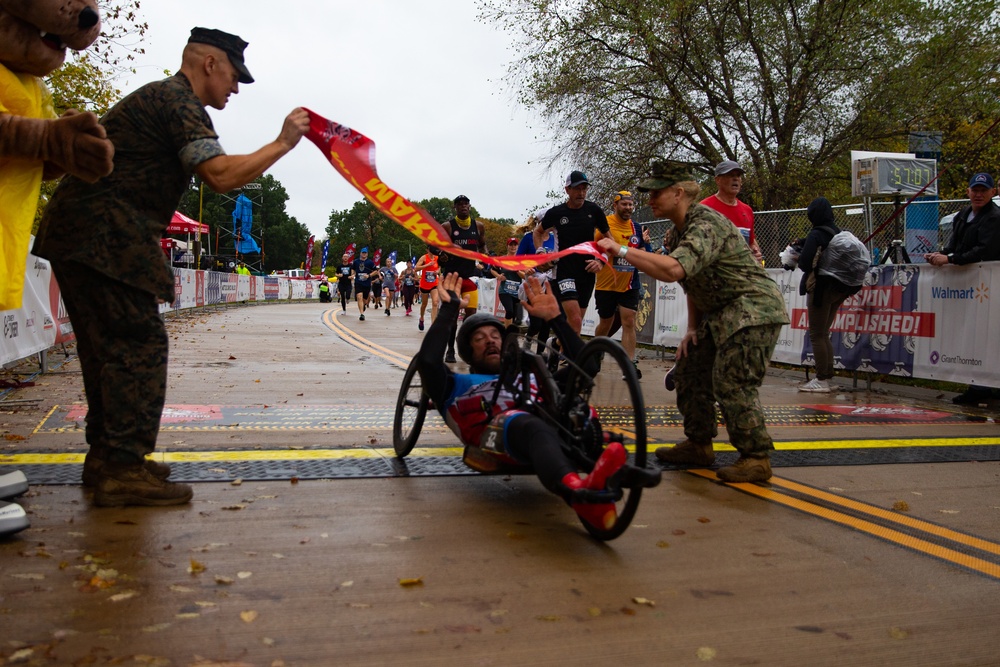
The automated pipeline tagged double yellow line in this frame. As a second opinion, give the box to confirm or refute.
[321,309,410,368]
[689,469,1000,580]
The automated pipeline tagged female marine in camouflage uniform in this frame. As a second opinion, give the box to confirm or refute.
[597,161,788,483]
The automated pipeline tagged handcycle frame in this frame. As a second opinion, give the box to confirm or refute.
[392,332,653,540]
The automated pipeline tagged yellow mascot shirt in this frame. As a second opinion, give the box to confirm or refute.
[0,64,53,311]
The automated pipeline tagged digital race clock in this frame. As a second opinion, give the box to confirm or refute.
[852,157,938,196]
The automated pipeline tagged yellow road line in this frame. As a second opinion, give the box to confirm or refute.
[32,404,60,436]
[321,309,410,367]
[645,437,1000,451]
[768,476,1000,557]
[688,469,1000,580]
[0,447,467,465]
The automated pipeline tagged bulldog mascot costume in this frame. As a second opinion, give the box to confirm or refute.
[0,0,113,536]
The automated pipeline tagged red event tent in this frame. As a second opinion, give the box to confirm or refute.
[165,211,209,235]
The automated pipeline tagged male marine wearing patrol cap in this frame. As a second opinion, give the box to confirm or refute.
[596,160,788,484]
[188,27,254,84]
[33,28,311,507]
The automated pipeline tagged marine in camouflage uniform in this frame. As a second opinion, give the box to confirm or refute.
[597,161,789,482]
[668,202,788,458]
[32,28,309,505]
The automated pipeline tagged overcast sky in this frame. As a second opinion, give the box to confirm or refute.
[113,0,569,237]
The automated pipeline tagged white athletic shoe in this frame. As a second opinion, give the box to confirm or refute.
[0,500,29,536]
[798,378,831,393]
[0,470,28,500]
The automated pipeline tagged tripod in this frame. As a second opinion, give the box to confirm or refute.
[879,194,911,265]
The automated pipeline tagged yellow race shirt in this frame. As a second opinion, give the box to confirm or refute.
[594,213,639,292]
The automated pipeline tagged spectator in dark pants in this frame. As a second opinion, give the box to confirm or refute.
[796,197,862,393]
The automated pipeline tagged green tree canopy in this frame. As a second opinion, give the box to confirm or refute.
[482,0,1000,209]
[175,175,309,273]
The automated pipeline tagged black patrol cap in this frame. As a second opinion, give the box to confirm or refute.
[188,27,254,84]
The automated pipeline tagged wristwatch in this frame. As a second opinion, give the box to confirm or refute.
[618,245,629,258]
[947,254,954,264]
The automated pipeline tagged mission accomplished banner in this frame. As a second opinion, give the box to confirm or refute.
[303,109,605,271]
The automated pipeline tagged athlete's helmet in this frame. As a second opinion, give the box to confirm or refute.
[456,313,506,366]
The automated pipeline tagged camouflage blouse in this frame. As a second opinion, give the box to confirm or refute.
[670,204,789,344]
[34,73,225,301]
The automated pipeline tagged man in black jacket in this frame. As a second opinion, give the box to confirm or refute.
[925,172,1000,267]
[924,172,1000,404]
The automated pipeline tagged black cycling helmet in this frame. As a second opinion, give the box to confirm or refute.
[456,313,506,367]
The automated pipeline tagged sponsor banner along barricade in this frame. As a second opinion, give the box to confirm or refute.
[649,263,999,388]
[0,241,73,366]
[7,254,997,389]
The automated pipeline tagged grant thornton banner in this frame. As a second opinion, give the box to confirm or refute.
[303,109,605,272]
[648,263,999,388]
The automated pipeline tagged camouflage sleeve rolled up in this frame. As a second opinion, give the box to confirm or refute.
[670,204,789,345]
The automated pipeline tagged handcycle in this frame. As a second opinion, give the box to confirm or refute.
[392,331,657,540]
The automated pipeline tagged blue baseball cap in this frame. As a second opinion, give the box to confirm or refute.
[360,247,369,253]
[969,173,995,189]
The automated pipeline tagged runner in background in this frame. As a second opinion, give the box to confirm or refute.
[415,245,440,331]
[439,195,487,363]
[490,237,524,328]
[336,252,353,312]
[593,191,652,378]
[380,257,398,316]
[350,247,376,321]
[399,259,418,316]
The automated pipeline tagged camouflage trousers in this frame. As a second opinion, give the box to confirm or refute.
[675,323,782,456]
[51,261,168,465]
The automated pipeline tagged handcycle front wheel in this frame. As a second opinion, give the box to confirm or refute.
[563,337,650,540]
[392,356,430,458]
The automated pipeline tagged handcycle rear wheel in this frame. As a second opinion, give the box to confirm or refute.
[563,337,649,540]
[393,356,430,458]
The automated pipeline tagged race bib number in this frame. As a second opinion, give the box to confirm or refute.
[501,280,521,296]
[558,278,577,294]
[340,267,350,276]
[613,256,633,271]
[425,271,437,283]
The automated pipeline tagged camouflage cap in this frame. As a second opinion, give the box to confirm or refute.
[636,161,695,192]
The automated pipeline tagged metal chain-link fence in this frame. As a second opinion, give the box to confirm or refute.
[634,198,971,266]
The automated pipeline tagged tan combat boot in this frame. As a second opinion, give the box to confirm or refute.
[654,439,715,466]
[716,455,772,483]
[82,449,172,487]
[94,461,193,507]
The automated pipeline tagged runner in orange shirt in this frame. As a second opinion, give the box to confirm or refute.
[414,245,441,331]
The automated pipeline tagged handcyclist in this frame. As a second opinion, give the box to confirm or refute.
[413,272,660,531]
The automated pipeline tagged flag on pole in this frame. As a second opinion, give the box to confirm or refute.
[321,239,330,273]
[304,235,315,274]
[344,243,356,263]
